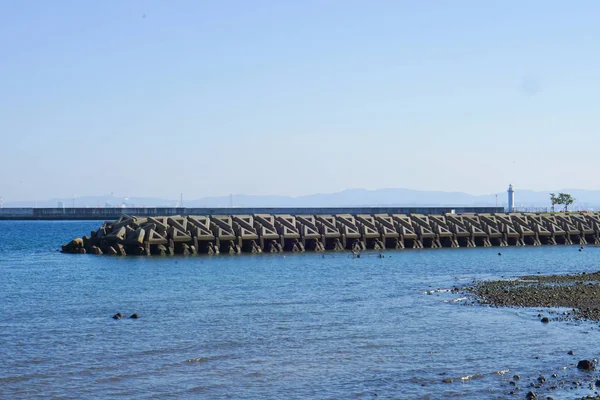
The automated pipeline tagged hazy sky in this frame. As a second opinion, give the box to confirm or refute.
[1,1,599,201]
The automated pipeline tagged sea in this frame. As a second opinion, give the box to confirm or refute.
[2,220,600,399]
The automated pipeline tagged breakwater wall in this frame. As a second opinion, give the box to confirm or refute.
[1,206,501,220]
[61,211,600,256]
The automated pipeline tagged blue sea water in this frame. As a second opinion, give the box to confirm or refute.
[2,221,600,399]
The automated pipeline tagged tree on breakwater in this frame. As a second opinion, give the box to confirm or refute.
[550,192,575,212]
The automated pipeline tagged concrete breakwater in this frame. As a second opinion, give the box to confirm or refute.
[61,212,600,255]
[1,206,501,220]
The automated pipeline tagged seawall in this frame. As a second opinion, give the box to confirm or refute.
[0,207,503,220]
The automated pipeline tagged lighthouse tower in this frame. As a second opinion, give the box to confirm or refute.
[507,184,515,213]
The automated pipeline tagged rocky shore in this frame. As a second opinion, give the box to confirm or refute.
[466,270,600,321]
[450,271,600,398]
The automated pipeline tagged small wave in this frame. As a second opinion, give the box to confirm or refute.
[441,371,495,384]
[340,296,367,302]
[186,357,212,364]
[357,343,394,350]
[95,369,160,384]
[443,297,468,303]
[493,369,510,375]
[183,354,234,365]
[422,288,453,295]
[187,386,208,393]
[135,346,194,357]
[0,373,49,384]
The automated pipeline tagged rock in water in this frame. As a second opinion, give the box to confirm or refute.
[525,391,537,399]
[90,246,103,255]
[130,313,139,319]
[61,237,85,253]
[541,317,549,323]
[577,360,594,370]
[112,313,122,320]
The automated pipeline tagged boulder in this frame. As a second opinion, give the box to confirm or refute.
[577,360,594,370]
[112,312,122,320]
[525,391,536,399]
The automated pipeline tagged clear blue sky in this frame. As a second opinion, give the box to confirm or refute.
[1,1,599,201]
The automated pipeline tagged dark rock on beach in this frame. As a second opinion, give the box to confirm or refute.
[577,360,594,371]
[526,390,537,399]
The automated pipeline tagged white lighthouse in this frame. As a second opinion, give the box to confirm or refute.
[507,184,515,213]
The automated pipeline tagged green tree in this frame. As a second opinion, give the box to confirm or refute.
[557,192,575,212]
[550,193,559,212]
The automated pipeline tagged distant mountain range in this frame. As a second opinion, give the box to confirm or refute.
[4,188,600,210]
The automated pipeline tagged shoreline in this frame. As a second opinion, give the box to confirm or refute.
[465,270,600,321]
[455,271,600,398]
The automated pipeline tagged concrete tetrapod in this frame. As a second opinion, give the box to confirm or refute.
[60,212,600,256]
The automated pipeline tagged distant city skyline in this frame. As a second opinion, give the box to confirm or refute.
[3,186,600,211]
[2,1,600,201]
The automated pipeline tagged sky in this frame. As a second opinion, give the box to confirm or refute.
[1,1,599,202]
